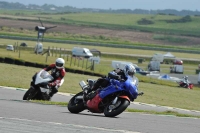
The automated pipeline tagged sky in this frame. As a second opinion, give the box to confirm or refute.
[2,0,200,11]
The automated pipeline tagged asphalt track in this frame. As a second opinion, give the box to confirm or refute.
[0,86,200,133]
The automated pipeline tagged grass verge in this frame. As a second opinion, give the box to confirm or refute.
[30,100,200,118]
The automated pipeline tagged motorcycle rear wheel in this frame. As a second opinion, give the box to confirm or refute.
[104,98,130,117]
[68,92,85,113]
[23,87,38,100]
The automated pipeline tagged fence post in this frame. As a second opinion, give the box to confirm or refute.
[46,46,50,63]
[59,48,61,57]
[18,46,20,58]
[78,58,80,67]
[82,58,84,68]
[86,58,88,69]
[65,49,68,60]
[70,56,73,67]
[55,47,57,57]
[14,42,16,52]
[16,42,18,52]
[91,60,94,71]
[67,54,69,61]
[74,57,76,66]
[52,46,54,57]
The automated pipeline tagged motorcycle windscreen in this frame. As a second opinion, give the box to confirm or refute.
[121,77,138,99]
[35,70,54,85]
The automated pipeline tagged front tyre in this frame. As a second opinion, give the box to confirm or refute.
[23,87,38,100]
[68,92,85,114]
[104,98,130,117]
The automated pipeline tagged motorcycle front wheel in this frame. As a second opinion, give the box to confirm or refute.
[104,98,130,117]
[68,92,85,113]
[23,87,38,100]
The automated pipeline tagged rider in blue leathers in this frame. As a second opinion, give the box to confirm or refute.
[86,64,139,100]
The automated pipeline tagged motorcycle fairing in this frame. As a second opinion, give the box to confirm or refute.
[119,95,130,101]
[99,85,123,99]
[99,77,138,100]
[35,70,54,85]
[40,87,50,94]
[86,94,102,113]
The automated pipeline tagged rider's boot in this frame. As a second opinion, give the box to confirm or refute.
[49,87,58,97]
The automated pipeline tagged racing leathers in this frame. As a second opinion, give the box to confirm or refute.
[84,68,127,100]
[43,64,66,96]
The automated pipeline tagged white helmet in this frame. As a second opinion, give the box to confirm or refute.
[123,64,136,78]
[55,58,65,69]
[184,75,188,80]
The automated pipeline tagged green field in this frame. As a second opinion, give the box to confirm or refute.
[1,11,200,36]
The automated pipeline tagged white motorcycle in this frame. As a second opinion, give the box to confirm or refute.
[23,70,63,100]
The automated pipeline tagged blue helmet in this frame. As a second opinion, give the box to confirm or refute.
[123,64,136,78]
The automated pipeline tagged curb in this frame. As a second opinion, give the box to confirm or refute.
[1,86,200,114]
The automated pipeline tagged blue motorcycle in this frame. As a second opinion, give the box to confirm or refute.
[68,76,144,117]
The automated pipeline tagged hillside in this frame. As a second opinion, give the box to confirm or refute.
[0,18,200,46]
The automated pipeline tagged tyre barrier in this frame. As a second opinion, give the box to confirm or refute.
[4,57,15,64]
[15,59,25,66]
[0,57,4,63]
[35,63,47,69]
[24,61,36,67]
[1,56,104,78]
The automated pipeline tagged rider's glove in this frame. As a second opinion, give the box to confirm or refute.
[117,75,121,80]
[48,82,56,87]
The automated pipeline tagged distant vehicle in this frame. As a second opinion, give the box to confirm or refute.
[111,60,138,70]
[170,65,184,74]
[34,42,43,54]
[135,67,150,76]
[72,47,93,58]
[20,42,28,47]
[151,53,164,63]
[6,45,14,51]
[148,61,160,71]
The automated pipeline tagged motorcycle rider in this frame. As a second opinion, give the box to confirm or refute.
[85,64,138,100]
[43,58,66,97]
[182,75,189,88]
[89,64,125,92]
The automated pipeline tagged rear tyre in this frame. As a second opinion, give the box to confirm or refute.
[68,92,85,113]
[104,98,130,117]
[23,87,38,100]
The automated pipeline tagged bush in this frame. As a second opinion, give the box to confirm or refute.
[166,15,192,23]
[4,57,15,64]
[137,18,154,25]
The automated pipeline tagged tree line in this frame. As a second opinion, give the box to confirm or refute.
[0,1,200,16]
